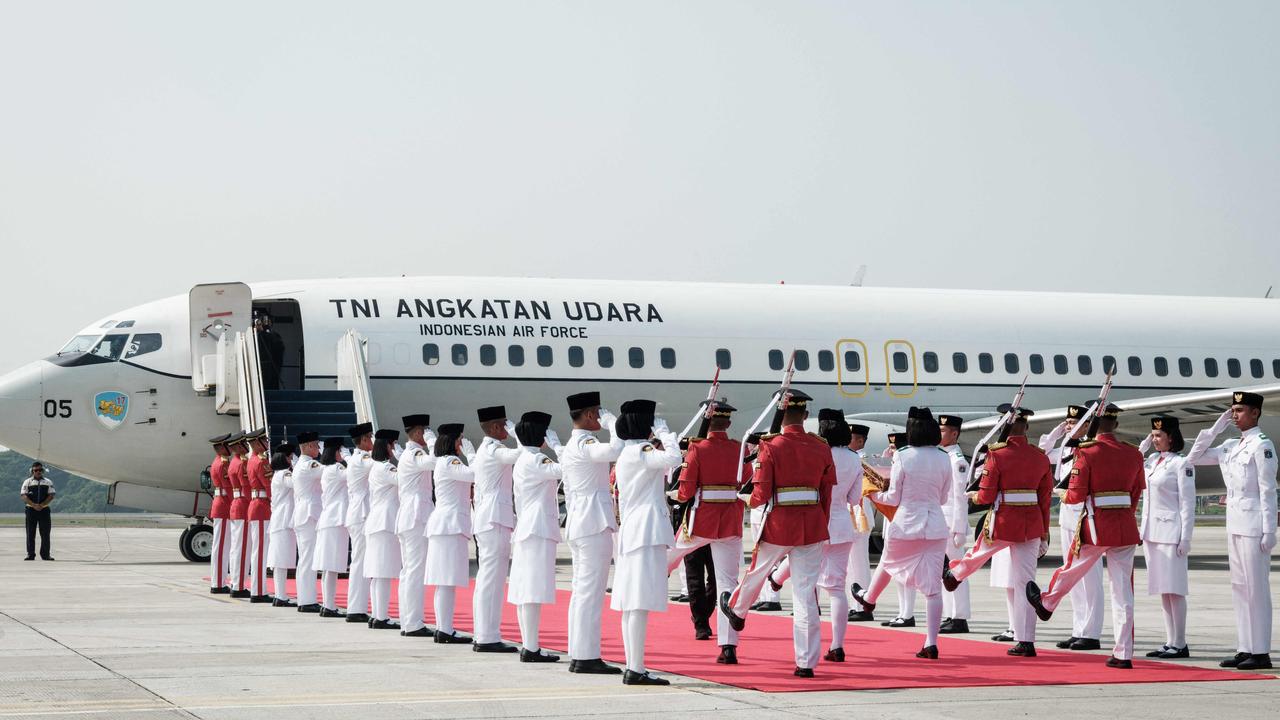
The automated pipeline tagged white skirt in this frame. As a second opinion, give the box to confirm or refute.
[315,526,350,572]
[364,530,402,579]
[1144,541,1189,595]
[267,529,296,569]
[508,536,558,605]
[426,534,471,587]
[817,541,854,590]
[988,546,1012,588]
[610,544,668,612]
[877,536,946,596]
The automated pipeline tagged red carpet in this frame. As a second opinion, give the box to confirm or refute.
[270,576,1267,693]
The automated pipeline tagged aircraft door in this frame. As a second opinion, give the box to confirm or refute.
[189,283,251,394]
[884,340,917,398]
[836,339,870,398]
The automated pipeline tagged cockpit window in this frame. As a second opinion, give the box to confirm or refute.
[58,335,100,355]
[124,333,162,359]
[116,320,135,328]
[99,320,117,329]
[89,334,130,360]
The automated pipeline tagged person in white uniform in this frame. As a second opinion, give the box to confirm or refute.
[852,408,952,660]
[343,423,375,624]
[878,433,918,628]
[315,437,350,618]
[558,391,625,675]
[749,501,783,611]
[291,431,324,613]
[1039,403,1105,651]
[937,414,972,634]
[845,424,877,622]
[1138,416,1196,659]
[471,405,523,653]
[364,429,403,630]
[396,414,436,638]
[1186,391,1276,670]
[266,443,298,607]
[427,423,477,644]
[611,399,682,686]
[508,411,565,663]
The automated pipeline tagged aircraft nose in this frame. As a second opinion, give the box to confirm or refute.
[0,361,45,457]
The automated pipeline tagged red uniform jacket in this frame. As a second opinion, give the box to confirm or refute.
[209,456,230,520]
[246,452,272,522]
[749,425,836,547]
[1066,433,1144,547]
[228,455,249,521]
[678,431,751,539]
[975,435,1052,542]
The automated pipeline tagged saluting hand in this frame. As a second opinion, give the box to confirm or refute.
[1210,409,1233,436]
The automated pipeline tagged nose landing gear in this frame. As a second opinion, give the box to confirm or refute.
[179,523,213,562]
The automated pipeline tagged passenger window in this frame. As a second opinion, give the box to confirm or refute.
[716,348,732,370]
[1029,354,1044,375]
[1154,357,1169,377]
[1250,359,1264,379]
[1128,356,1142,376]
[922,352,939,373]
[1004,353,1019,373]
[952,352,968,373]
[508,345,525,367]
[1053,354,1068,375]
[1227,358,1241,378]
[845,350,862,372]
[90,334,129,360]
[537,345,553,367]
[794,350,810,371]
[769,349,784,371]
[124,333,162,359]
[1179,357,1192,377]
[598,346,614,368]
[1078,355,1093,375]
[978,353,994,374]
[480,344,497,367]
[1102,355,1117,375]
[451,344,468,365]
[660,348,677,369]
[1274,359,1280,379]
[568,346,584,368]
[1204,358,1219,377]
[893,351,909,373]
[422,343,440,366]
[629,347,645,369]
[818,350,835,372]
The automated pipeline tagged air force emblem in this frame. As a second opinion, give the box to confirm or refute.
[94,391,129,430]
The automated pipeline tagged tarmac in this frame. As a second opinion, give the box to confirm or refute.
[0,523,1276,719]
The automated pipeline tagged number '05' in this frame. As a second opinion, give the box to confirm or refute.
[43,400,72,418]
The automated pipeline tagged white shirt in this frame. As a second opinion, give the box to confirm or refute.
[1188,426,1278,538]
[268,469,294,533]
[850,449,876,535]
[472,436,521,533]
[1139,451,1196,545]
[613,434,681,554]
[513,446,564,543]
[395,440,435,534]
[827,447,863,544]
[559,427,623,541]
[364,461,399,534]
[317,462,349,530]
[1039,427,1082,527]
[20,476,54,504]
[873,445,951,541]
[345,449,374,528]
[291,454,324,527]
[427,455,474,538]
[939,443,971,535]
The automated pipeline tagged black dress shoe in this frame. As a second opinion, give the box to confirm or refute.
[850,583,876,613]
[671,593,689,602]
[938,618,969,634]
[717,645,738,664]
[1057,636,1080,649]
[41,556,54,561]
[370,619,400,630]
[1220,652,1250,668]
[1158,646,1190,659]
[622,670,670,686]
[272,598,297,608]
[824,647,845,662]
[694,626,712,641]
[569,658,622,674]
[885,617,915,628]
[401,627,434,637]
[942,568,961,592]
[767,572,784,593]
[474,641,519,653]
[1026,581,1053,621]
[793,667,815,678]
[1146,646,1170,658]
[992,629,1016,642]
[916,645,939,660]
[1106,656,1133,669]
[210,586,231,594]
[750,601,782,612]
[1069,638,1102,651]
[297,603,322,614]
[1237,654,1273,670]
[720,592,746,632]
[433,631,472,644]
[848,610,875,622]
[345,613,370,623]
[1008,641,1037,657]
[249,595,273,604]
[520,648,560,663]
[318,607,346,618]
[230,589,251,599]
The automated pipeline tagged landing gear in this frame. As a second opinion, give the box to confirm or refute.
[180,523,213,563]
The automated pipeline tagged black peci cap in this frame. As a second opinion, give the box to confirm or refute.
[374,429,400,442]
[1066,404,1089,420]
[848,423,870,437]
[1232,391,1264,410]
[477,406,506,423]
[620,399,657,416]
[938,414,963,429]
[296,431,320,444]
[1150,416,1180,432]
[997,403,1034,417]
[322,436,346,449]
[437,423,465,436]
[515,411,553,446]
[566,391,601,411]
[402,414,430,429]
[348,422,373,439]
[272,441,297,456]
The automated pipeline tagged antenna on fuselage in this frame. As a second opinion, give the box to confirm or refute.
[851,265,867,287]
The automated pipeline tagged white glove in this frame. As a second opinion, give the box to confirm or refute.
[1037,539,1050,558]
[424,429,438,448]
[599,409,617,430]
[504,420,516,435]
[1176,539,1191,557]
[950,532,967,549]
[652,417,669,434]
[460,438,476,458]
[1211,408,1233,436]
[1262,533,1276,553]
[665,487,681,501]
[1138,434,1153,455]
[544,429,563,451]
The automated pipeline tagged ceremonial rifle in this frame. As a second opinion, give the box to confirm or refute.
[964,375,1029,494]
[1052,370,1114,490]
[734,351,797,496]
[669,367,721,538]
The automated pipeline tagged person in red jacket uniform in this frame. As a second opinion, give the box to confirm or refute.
[943,405,1053,657]
[208,433,233,594]
[666,400,752,664]
[720,389,836,678]
[1027,403,1145,669]
[244,428,273,603]
[226,433,252,598]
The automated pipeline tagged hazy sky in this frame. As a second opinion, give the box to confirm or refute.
[1,2,1277,374]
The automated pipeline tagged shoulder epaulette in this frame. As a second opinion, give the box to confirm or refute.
[987,441,1008,452]
[309,460,319,468]
[688,437,706,445]
[584,437,597,445]
[1077,439,1098,448]
[641,444,653,452]
[540,456,553,464]
[760,433,780,441]
[450,458,462,465]
[1123,440,1140,449]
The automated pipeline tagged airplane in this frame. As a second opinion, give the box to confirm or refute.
[0,276,1277,561]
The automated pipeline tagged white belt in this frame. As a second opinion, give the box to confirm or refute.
[214,489,226,497]
[700,486,738,503]
[1092,493,1131,508]
[251,490,268,498]
[232,491,243,498]
[999,491,1038,506]
[775,487,820,506]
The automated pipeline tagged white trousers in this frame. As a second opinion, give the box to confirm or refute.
[322,571,339,610]
[518,603,542,652]
[398,529,427,632]
[246,519,268,597]
[878,527,916,619]
[474,527,513,644]
[943,532,970,620]
[294,521,318,606]
[228,519,247,591]
[750,510,780,602]
[210,518,228,589]
[370,578,392,621]
[667,534,744,646]
[729,541,823,670]
[621,609,650,674]
[847,531,872,595]
[567,530,614,661]
[346,522,369,615]
[1041,544,1136,660]
[950,536,1038,641]
[1228,532,1273,655]
[771,540,855,649]
[1060,523,1104,639]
